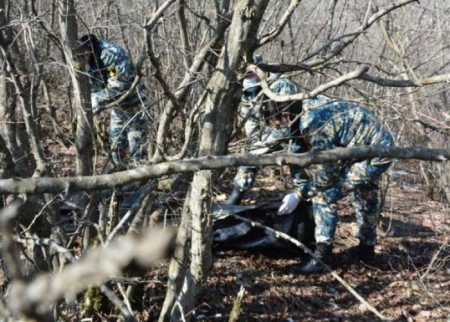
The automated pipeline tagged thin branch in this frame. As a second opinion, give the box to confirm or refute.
[150,10,233,162]
[254,62,313,74]
[145,28,183,109]
[13,236,75,263]
[106,183,156,245]
[177,0,192,68]
[413,119,450,136]
[99,284,136,321]
[136,0,177,69]
[165,90,205,161]
[299,31,365,64]
[259,0,300,46]
[224,211,392,321]
[304,0,418,68]
[143,0,176,30]
[248,64,369,102]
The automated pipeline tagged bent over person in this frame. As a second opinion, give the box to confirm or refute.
[77,34,150,169]
[226,55,305,205]
[276,95,394,275]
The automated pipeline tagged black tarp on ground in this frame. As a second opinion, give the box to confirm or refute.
[212,201,315,252]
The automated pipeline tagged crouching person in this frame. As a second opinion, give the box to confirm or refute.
[276,96,394,275]
[226,54,303,205]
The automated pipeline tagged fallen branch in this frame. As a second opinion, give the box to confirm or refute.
[1,145,450,194]
[225,211,392,321]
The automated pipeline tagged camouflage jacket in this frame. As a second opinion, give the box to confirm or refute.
[295,97,394,197]
[86,38,148,114]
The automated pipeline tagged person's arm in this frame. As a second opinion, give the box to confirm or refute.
[294,124,340,199]
[92,41,136,113]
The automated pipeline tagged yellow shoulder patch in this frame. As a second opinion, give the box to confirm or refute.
[107,65,117,77]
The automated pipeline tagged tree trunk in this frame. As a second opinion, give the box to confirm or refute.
[0,73,32,177]
[58,0,93,177]
[0,133,13,181]
[159,1,270,320]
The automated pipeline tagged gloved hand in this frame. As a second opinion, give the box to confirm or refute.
[91,95,100,115]
[248,141,270,155]
[278,192,301,215]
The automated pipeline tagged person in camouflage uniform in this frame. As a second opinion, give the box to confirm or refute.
[276,95,394,274]
[226,55,306,205]
[77,34,150,169]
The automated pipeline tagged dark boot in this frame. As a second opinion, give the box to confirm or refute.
[290,243,332,275]
[225,188,245,205]
[348,242,375,263]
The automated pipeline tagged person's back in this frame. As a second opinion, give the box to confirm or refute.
[278,96,394,275]
[300,99,393,158]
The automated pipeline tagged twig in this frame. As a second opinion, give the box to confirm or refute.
[13,236,76,263]
[106,183,155,244]
[22,194,59,234]
[405,252,450,313]
[422,237,449,279]
[259,0,300,46]
[99,284,136,321]
[225,211,392,321]
[228,286,245,322]
[171,301,187,322]
[117,283,133,314]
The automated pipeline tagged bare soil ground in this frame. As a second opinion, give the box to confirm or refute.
[133,162,450,322]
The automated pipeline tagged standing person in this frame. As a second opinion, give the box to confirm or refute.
[76,34,150,170]
[276,96,394,274]
[225,55,305,205]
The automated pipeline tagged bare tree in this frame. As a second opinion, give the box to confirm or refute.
[0,0,449,320]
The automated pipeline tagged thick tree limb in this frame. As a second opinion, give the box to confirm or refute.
[254,62,313,74]
[1,145,450,194]
[359,72,450,87]
[249,64,369,102]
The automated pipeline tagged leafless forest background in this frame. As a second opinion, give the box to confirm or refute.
[0,0,449,321]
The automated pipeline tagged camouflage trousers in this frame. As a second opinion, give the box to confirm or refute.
[313,161,392,245]
[110,106,147,166]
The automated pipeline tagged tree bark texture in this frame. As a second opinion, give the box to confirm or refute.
[159,1,270,320]
[0,133,13,181]
[0,0,37,177]
[58,0,93,177]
